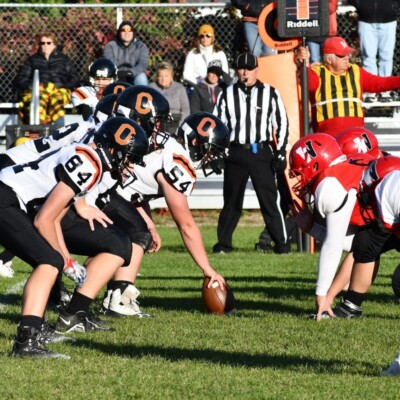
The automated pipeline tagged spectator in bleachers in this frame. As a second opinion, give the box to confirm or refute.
[183,24,230,88]
[231,1,277,57]
[103,21,149,86]
[13,32,80,125]
[349,0,399,102]
[149,61,190,133]
[190,64,227,114]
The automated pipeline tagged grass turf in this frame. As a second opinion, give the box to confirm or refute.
[0,221,399,400]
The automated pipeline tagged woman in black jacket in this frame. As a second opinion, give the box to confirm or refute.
[190,65,227,114]
[14,32,80,124]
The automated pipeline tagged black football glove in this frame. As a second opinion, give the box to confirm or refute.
[272,149,287,174]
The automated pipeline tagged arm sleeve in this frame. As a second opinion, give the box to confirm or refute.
[76,104,93,121]
[179,85,190,121]
[131,43,149,76]
[361,68,400,93]
[190,87,202,114]
[183,51,198,86]
[220,52,229,75]
[103,43,114,61]
[315,188,358,296]
[65,58,81,89]
[14,59,33,90]
[272,88,289,152]
[213,90,227,124]
[308,67,320,92]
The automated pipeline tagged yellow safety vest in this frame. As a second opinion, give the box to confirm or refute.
[312,64,364,123]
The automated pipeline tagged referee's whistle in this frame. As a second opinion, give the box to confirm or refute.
[251,143,258,154]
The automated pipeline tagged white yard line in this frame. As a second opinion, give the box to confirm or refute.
[0,280,26,311]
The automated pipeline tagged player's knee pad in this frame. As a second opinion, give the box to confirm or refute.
[392,265,400,298]
[132,231,153,253]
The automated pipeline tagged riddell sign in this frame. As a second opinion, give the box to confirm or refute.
[277,0,329,38]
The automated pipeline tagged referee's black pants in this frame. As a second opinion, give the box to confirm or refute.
[216,144,287,250]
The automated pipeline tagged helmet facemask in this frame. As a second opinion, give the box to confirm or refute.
[197,143,227,176]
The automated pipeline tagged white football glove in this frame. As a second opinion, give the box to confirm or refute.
[63,258,87,287]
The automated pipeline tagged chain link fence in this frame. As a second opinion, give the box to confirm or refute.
[0,3,399,103]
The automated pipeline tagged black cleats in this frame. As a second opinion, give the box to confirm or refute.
[333,299,363,318]
[12,326,70,359]
[56,307,114,333]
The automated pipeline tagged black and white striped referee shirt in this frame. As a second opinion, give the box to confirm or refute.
[213,80,289,152]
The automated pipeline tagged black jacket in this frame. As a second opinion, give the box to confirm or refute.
[231,0,274,18]
[190,80,226,114]
[349,0,400,23]
[14,49,80,91]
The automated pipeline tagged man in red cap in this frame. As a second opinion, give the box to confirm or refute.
[297,36,400,136]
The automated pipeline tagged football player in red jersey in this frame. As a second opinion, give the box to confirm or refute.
[1,117,148,358]
[331,155,400,318]
[289,133,375,320]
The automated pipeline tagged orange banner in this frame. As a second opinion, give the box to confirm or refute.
[257,52,303,206]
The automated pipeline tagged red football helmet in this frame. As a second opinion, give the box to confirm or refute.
[336,126,380,159]
[289,133,346,197]
[362,155,400,190]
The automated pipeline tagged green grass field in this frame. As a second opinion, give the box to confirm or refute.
[0,218,400,400]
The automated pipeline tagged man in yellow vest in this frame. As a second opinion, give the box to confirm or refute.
[297,36,400,136]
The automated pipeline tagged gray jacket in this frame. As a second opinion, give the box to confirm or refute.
[103,38,149,77]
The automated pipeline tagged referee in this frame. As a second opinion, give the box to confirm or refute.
[212,53,290,254]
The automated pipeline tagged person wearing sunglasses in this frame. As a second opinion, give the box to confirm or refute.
[103,21,149,86]
[296,36,400,136]
[183,24,231,88]
[13,31,80,125]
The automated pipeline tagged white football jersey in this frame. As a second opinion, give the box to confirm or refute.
[0,143,103,213]
[72,85,100,113]
[374,170,400,233]
[5,120,97,165]
[117,136,197,203]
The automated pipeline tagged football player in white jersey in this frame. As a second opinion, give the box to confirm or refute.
[2,117,148,358]
[0,93,118,281]
[98,94,230,317]
[72,58,117,120]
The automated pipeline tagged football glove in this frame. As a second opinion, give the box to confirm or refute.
[272,149,287,174]
[63,258,87,287]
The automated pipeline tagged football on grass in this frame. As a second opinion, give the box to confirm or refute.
[202,278,236,315]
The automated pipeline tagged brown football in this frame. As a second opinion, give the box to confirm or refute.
[202,277,236,315]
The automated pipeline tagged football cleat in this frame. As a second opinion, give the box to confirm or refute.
[107,285,152,318]
[99,289,113,314]
[332,299,363,318]
[12,326,70,359]
[38,320,76,344]
[56,306,114,333]
[0,260,14,278]
[381,352,400,376]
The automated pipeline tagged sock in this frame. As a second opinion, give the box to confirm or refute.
[0,249,15,263]
[67,290,93,314]
[17,315,42,341]
[345,289,366,307]
[112,280,132,292]
[20,315,42,330]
